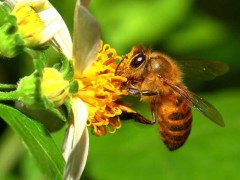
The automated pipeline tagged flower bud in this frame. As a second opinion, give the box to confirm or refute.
[18,68,70,108]
[41,68,70,107]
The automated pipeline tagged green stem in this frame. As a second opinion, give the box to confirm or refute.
[0,83,17,90]
[24,48,46,76]
[0,90,19,101]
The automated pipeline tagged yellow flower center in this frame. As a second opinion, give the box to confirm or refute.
[11,2,46,47]
[75,42,135,136]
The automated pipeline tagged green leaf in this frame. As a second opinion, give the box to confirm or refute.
[0,104,65,179]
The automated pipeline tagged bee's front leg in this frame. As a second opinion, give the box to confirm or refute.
[141,90,158,96]
[127,88,141,95]
[126,80,158,96]
[127,88,158,96]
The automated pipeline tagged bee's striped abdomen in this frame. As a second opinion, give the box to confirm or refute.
[158,94,192,151]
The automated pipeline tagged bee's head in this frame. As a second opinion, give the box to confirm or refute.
[116,46,150,79]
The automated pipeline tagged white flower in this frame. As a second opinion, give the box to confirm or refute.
[62,0,100,179]
[26,0,100,179]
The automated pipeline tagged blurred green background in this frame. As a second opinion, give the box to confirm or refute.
[0,0,240,179]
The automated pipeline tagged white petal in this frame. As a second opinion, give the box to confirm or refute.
[64,127,89,180]
[73,0,100,76]
[63,98,89,180]
[62,122,74,160]
[39,7,73,59]
[72,98,88,145]
[6,0,49,7]
[44,7,72,59]
[5,0,20,6]
[62,98,88,160]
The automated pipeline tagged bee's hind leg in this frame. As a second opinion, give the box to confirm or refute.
[120,111,155,125]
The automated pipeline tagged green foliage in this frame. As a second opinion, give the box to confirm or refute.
[91,0,194,53]
[0,2,11,26]
[0,15,24,58]
[0,104,65,179]
[85,89,240,180]
[0,0,239,179]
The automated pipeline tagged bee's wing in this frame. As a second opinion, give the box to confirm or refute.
[163,77,225,127]
[73,0,100,77]
[178,60,229,80]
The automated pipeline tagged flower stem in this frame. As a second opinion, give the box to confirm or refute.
[0,90,19,101]
[0,84,17,91]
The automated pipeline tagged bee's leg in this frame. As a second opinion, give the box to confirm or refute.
[141,90,158,96]
[127,88,158,96]
[120,111,155,125]
[127,88,141,95]
[150,100,158,124]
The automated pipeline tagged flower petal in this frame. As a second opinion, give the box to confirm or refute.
[5,0,50,8]
[4,0,19,6]
[62,121,74,160]
[64,127,89,180]
[73,0,100,77]
[62,98,89,179]
[40,6,73,59]
[72,98,88,145]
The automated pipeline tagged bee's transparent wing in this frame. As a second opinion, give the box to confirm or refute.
[163,78,225,127]
[178,60,229,80]
[73,0,100,77]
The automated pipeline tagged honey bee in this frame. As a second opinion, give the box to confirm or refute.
[116,46,228,151]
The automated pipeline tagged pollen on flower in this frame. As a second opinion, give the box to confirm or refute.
[75,41,135,136]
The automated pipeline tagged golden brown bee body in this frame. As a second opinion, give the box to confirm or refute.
[117,46,227,151]
[156,93,192,150]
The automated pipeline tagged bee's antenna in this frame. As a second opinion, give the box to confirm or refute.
[115,56,126,75]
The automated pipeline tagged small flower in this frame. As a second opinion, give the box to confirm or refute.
[0,0,70,57]
[11,1,48,47]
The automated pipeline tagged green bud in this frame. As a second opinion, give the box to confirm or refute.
[0,15,24,58]
[17,72,44,108]
[17,68,70,109]
[0,2,12,26]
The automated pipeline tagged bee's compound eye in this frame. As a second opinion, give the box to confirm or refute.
[130,53,146,68]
